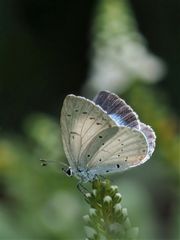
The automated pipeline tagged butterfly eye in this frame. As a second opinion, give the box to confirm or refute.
[116,164,120,168]
[63,167,73,177]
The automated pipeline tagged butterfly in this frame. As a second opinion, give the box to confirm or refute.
[61,90,156,182]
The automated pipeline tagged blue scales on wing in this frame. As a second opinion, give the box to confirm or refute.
[93,91,140,129]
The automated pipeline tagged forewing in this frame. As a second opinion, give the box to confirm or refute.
[86,127,148,175]
[93,91,140,129]
[60,95,116,168]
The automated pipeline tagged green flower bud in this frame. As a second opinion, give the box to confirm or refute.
[103,195,112,203]
[83,215,91,223]
[114,192,122,203]
[85,193,91,198]
[114,203,122,213]
[110,185,118,192]
[124,218,131,229]
[92,189,97,197]
[122,208,128,217]
[127,227,139,238]
[89,208,97,217]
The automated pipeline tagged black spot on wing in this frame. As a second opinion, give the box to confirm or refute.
[70,131,80,140]
[125,156,128,161]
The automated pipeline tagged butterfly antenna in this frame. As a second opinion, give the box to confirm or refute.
[40,159,69,168]
[40,159,49,166]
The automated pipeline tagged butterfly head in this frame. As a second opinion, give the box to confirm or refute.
[62,166,73,177]
[62,166,95,182]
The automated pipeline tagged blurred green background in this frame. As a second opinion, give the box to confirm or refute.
[0,0,179,239]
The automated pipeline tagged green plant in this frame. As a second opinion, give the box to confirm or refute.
[83,179,138,240]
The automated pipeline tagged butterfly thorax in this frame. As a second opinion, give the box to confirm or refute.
[64,166,92,182]
[72,167,95,183]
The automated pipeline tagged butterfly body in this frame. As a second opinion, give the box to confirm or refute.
[61,91,156,182]
[71,167,95,183]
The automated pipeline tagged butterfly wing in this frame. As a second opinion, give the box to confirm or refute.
[139,122,156,161]
[82,126,148,175]
[60,94,117,169]
[93,90,140,129]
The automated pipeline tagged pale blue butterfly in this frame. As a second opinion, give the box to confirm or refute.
[61,91,156,182]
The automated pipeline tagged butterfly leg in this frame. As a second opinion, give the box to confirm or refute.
[77,182,90,196]
[93,174,106,182]
[99,175,106,181]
